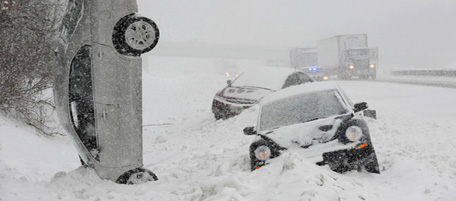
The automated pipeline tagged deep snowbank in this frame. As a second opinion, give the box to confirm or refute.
[1,57,456,200]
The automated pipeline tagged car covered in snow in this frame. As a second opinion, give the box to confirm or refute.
[244,81,380,173]
[54,0,159,184]
[212,67,314,120]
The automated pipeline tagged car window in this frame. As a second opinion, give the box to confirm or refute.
[282,74,300,88]
[59,0,84,44]
[69,44,98,158]
[297,72,312,83]
[259,90,348,131]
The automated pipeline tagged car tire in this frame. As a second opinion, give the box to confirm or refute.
[214,112,223,120]
[112,14,159,56]
[116,168,158,185]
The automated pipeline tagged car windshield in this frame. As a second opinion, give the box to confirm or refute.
[259,90,348,131]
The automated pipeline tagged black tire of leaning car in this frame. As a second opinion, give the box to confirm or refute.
[112,14,160,56]
[116,168,158,185]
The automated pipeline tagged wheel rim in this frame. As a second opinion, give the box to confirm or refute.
[125,20,157,50]
[126,172,154,185]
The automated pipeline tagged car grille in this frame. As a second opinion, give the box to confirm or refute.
[223,97,257,104]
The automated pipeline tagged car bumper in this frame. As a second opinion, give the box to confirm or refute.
[317,142,379,173]
[212,96,255,119]
[252,141,379,173]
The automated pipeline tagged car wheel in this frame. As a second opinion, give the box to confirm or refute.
[116,168,158,185]
[113,14,159,56]
[214,112,223,120]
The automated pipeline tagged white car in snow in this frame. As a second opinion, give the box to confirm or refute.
[244,81,380,173]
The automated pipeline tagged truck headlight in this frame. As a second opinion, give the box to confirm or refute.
[349,65,354,69]
[370,64,375,68]
[254,145,271,161]
[345,126,363,141]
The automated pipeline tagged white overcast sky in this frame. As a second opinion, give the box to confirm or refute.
[138,0,456,69]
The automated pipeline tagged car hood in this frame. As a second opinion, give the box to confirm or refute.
[262,117,344,148]
[219,86,273,102]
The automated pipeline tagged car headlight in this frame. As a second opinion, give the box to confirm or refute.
[254,145,271,161]
[370,64,375,68]
[349,65,354,69]
[214,93,224,100]
[345,126,363,141]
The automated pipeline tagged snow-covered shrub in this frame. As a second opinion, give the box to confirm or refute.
[0,0,65,136]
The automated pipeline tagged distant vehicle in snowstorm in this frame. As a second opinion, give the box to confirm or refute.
[301,66,329,81]
[244,81,380,173]
[212,67,314,120]
[290,47,329,81]
[317,34,377,80]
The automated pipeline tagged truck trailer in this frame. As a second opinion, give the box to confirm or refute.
[317,34,377,79]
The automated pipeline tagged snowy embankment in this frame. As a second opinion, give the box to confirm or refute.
[377,73,456,88]
[1,57,456,200]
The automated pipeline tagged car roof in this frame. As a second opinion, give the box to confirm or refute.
[259,81,341,105]
[231,67,299,90]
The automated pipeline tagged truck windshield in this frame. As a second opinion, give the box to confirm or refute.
[346,49,369,57]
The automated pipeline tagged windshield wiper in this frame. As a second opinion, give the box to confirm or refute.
[241,86,274,91]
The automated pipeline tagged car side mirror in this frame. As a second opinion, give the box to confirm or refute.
[353,102,368,113]
[227,80,232,86]
[364,109,377,119]
[243,126,257,135]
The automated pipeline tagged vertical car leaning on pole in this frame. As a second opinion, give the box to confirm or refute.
[54,0,159,184]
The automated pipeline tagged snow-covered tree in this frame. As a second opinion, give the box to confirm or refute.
[0,0,65,136]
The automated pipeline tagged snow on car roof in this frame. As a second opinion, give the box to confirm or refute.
[231,67,298,90]
[259,81,340,105]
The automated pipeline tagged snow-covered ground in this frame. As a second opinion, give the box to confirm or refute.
[1,56,456,201]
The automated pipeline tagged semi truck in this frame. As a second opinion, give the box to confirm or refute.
[317,34,377,79]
